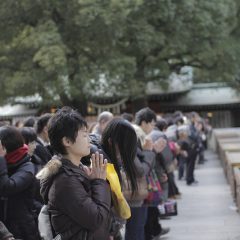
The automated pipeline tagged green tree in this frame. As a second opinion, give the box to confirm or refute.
[0,0,239,114]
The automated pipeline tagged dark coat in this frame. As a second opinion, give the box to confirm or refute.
[0,155,40,240]
[39,158,111,240]
[30,154,44,213]
[34,139,52,166]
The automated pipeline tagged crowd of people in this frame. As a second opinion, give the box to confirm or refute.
[0,107,211,240]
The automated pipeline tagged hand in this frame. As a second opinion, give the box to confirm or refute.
[160,173,168,182]
[143,138,153,151]
[153,138,167,153]
[82,165,92,176]
[174,142,181,155]
[89,152,107,180]
[181,150,188,157]
[0,140,6,157]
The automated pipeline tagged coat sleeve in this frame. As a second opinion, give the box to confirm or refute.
[0,157,35,196]
[134,149,156,177]
[53,175,111,231]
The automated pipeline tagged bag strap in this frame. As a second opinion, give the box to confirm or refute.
[48,208,57,238]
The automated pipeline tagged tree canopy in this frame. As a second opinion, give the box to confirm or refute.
[0,0,240,114]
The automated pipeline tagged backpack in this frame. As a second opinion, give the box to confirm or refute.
[38,205,61,240]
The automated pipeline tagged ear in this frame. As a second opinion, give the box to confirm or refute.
[62,137,71,147]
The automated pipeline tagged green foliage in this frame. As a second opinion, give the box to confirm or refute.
[0,0,240,110]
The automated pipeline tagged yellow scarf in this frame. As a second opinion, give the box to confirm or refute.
[106,163,131,219]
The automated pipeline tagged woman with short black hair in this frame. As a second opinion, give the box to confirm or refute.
[0,126,40,240]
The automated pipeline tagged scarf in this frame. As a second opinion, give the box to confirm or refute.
[5,144,29,165]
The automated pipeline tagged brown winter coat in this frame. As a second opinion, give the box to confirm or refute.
[38,158,111,240]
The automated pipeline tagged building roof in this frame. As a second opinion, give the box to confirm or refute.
[0,104,37,119]
[175,83,240,106]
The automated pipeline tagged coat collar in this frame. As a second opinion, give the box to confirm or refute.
[61,158,89,180]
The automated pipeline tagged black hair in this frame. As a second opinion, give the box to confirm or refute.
[135,107,156,125]
[173,111,183,119]
[101,118,138,193]
[0,126,24,153]
[174,116,184,125]
[121,112,134,123]
[166,117,174,127]
[155,119,168,131]
[48,107,87,155]
[24,117,36,127]
[36,113,52,134]
[20,127,37,144]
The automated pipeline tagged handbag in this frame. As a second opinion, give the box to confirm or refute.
[158,199,178,217]
[121,169,148,202]
[143,169,163,206]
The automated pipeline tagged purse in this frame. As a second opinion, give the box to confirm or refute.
[121,169,148,202]
[158,199,178,217]
[143,169,163,206]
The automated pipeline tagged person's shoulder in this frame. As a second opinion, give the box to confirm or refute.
[18,157,35,173]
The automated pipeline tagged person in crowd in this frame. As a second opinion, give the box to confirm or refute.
[148,129,169,202]
[155,118,168,132]
[186,112,200,185]
[23,117,36,127]
[35,113,53,166]
[0,126,40,240]
[37,107,111,239]
[166,139,181,199]
[134,107,170,240]
[176,125,190,180]
[165,117,178,142]
[155,118,181,199]
[196,120,207,164]
[124,123,155,240]
[92,111,113,137]
[121,112,134,123]
[82,118,141,239]
[20,127,41,172]
[20,127,43,213]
